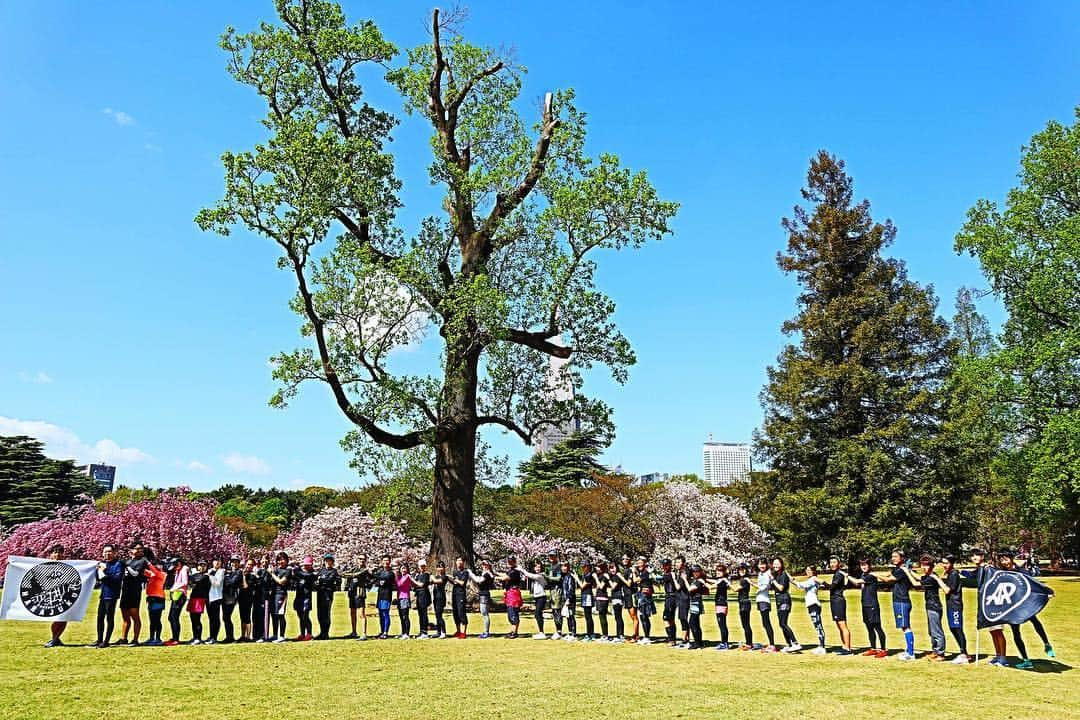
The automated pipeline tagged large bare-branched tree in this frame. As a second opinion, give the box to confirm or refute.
[197,0,677,562]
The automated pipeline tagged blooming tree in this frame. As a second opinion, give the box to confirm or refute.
[278,504,425,569]
[0,489,246,574]
[475,526,599,568]
[647,483,768,567]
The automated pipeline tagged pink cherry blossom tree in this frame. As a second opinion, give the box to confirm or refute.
[0,489,246,574]
[278,504,426,569]
[475,526,599,568]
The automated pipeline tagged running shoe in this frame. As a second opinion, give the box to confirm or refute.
[478,632,490,639]
[835,648,852,656]
[762,645,778,653]
[928,653,945,661]
[714,642,729,651]
[789,643,802,652]
[811,647,827,655]
[874,649,889,658]
[1014,659,1034,670]
[164,640,179,647]
[532,633,547,640]
[417,633,430,640]
[1046,644,1055,658]
[549,632,561,640]
[860,648,877,656]
[638,638,652,645]
[950,654,969,664]
[896,652,915,661]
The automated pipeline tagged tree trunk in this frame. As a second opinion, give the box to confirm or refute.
[431,424,477,565]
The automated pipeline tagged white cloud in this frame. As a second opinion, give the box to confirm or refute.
[103,107,135,126]
[187,460,212,473]
[223,453,270,475]
[289,478,307,488]
[0,416,153,466]
[17,371,53,384]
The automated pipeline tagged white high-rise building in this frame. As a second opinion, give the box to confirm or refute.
[702,439,752,486]
[531,337,579,454]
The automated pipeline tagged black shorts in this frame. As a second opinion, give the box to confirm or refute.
[349,593,367,610]
[830,597,847,622]
[662,596,677,621]
[119,588,142,610]
[862,604,881,626]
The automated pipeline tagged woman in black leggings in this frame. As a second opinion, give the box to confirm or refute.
[736,564,753,648]
[771,557,800,652]
[753,558,777,650]
[431,562,448,638]
[687,566,708,649]
[578,562,596,641]
[594,562,611,640]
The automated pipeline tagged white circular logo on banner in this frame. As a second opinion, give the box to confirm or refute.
[19,561,83,617]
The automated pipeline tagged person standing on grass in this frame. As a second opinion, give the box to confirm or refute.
[95,544,124,648]
[686,565,708,650]
[771,558,801,653]
[521,560,550,639]
[822,556,854,656]
[143,548,167,646]
[611,555,634,642]
[494,556,525,639]
[165,556,189,646]
[373,555,396,639]
[558,560,580,641]
[187,559,211,645]
[344,556,371,639]
[546,552,564,639]
[239,558,258,642]
[660,558,678,646]
[253,557,272,642]
[268,552,293,643]
[43,545,69,647]
[673,556,694,648]
[394,562,414,639]
[314,553,341,640]
[917,555,947,661]
[964,548,1008,666]
[751,557,777,652]
[885,550,921,661]
[850,559,887,657]
[119,541,148,646]
[577,561,598,642]
[466,560,496,639]
[431,561,449,638]
[450,556,471,638]
[711,564,731,650]
[412,558,432,639]
[634,556,655,644]
[1007,548,1056,663]
[292,556,317,641]
[205,557,225,644]
[940,555,968,664]
[795,565,826,655]
[221,555,243,643]
[996,549,1052,670]
[593,561,611,642]
[735,563,754,650]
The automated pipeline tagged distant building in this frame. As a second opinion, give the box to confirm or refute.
[637,472,671,485]
[531,336,580,455]
[702,439,751,486]
[78,463,117,493]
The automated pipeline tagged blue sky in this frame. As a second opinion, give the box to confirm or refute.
[1,2,1077,492]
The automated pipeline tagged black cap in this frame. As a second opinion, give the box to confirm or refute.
[970,547,987,556]
[996,548,1014,558]
[661,558,672,566]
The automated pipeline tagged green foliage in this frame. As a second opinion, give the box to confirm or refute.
[95,486,161,511]
[517,430,607,491]
[754,152,962,565]
[955,108,1080,558]
[197,0,677,560]
[0,436,101,527]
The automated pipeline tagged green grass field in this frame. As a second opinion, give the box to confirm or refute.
[1,577,1077,720]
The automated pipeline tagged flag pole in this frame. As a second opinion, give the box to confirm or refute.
[975,627,980,664]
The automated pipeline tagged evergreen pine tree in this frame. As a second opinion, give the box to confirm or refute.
[0,436,100,527]
[754,152,956,563]
[517,430,607,491]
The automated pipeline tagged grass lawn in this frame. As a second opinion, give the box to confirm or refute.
[1,576,1076,719]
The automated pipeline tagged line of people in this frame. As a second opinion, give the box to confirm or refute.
[42,542,1055,669]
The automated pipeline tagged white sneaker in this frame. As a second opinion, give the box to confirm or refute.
[416,634,430,640]
[550,632,561,640]
[358,634,367,641]
[781,645,795,653]
[951,654,969,664]
[398,634,409,640]
[638,637,652,645]
[437,633,447,639]
[897,652,915,661]
[611,637,624,644]
[790,643,802,652]
[532,632,547,640]
[811,646,827,655]
[565,635,577,642]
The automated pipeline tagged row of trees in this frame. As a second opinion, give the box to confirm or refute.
[751,108,1079,565]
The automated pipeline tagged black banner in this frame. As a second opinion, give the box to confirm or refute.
[977,568,1053,629]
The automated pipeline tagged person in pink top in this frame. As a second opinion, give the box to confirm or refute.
[395,563,414,639]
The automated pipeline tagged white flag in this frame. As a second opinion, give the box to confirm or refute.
[1,556,99,622]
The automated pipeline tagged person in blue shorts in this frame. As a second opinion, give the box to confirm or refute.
[884,549,921,661]
[940,555,969,664]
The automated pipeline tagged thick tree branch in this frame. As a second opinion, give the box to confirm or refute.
[476,415,531,443]
[501,328,572,358]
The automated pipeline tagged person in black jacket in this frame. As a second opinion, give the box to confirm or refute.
[431,561,449,638]
[771,557,800,652]
[187,560,211,645]
[268,552,292,643]
[673,556,692,648]
[293,557,316,641]
[450,556,471,638]
[314,553,341,640]
[220,555,243,643]
[660,558,677,646]
[413,559,432,639]
[374,555,397,639]
[239,558,258,642]
[344,556,371,639]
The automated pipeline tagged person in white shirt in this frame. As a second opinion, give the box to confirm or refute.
[520,561,551,638]
[795,565,827,654]
[206,558,226,644]
[750,558,777,651]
